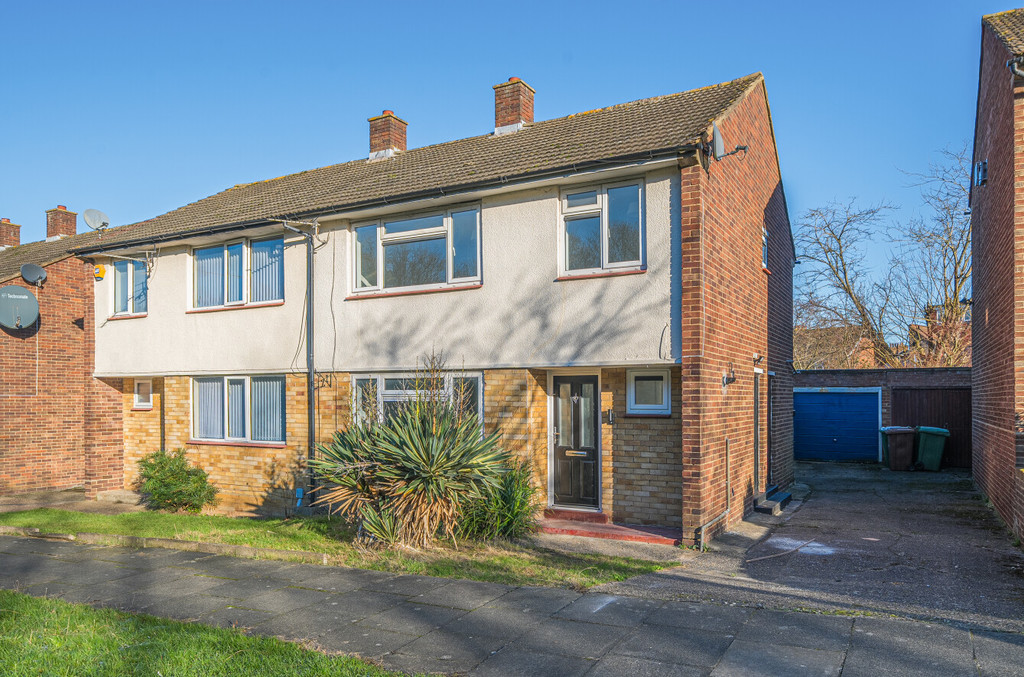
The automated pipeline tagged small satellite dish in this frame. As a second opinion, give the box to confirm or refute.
[0,285,40,330]
[83,209,110,231]
[712,123,726,161]
[20,263,47,286]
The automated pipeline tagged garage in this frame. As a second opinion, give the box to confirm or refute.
[794,388,881,462]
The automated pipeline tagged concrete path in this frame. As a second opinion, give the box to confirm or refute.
[600,462,1024,635]
[2,533,1021,675]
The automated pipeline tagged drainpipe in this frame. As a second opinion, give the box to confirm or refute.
[1008,58,1024,79]
[698,438,731,551]
[281,222,317,498]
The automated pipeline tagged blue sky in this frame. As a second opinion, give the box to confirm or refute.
[0,1,1013,245]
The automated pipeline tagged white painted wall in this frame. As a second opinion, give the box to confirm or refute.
[315,167,678,372]
[93,237,308,376]
[93,166,679,376]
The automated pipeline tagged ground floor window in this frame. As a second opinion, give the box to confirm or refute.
[351,372,483,425]
[192,375,286,443]
[133,379,153,410]
[626,368,671,415]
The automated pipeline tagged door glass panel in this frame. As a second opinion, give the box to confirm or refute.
[558,382,572,447]
[580,382,595,448]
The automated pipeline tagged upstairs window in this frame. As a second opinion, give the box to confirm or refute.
[353,207,480,293]
[561,181,643,275]
[193,237,283,309]
[113,259,147,315]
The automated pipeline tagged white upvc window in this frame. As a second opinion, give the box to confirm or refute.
[112,259,148,315]
[191,236,284,309]
[191,375,286,443]
[559,180,644,275]
[626,369,671,415]
[352,206,481,293]
[351,372,484,425]
[133,379,153,410]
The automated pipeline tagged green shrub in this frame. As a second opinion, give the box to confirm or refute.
[136,449,218,513]
[458,458,539,541]
[312,397,509,547]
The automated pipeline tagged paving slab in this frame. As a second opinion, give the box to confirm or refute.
[843,616,978,677]
[386,628,506,673]
[410,579,512,610]
[287,564,394,592]
[972,630,1024,677]
[442,605,547,639]
[199,605,276,631]
[315,624,417,658]
[508,617,626,659]
[645,601,751,633]
[235,586,332,614]
[588,654,710,677]
[358,601,465,636]
[312,589,409,622]
[363,573,449,597]
[484,585,580,614]
[469,648,594,677]
[249,609,334,642]
[553,593,662,627]
[733,609,853,651]
[710,640,844,677]
[611,623,734,668]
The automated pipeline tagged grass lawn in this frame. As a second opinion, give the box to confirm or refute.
[0,509,667,590]
[0,590,395,676]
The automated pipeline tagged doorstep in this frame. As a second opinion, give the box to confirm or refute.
[537,517,683,546]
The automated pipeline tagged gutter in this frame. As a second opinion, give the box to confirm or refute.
[71,146,700,255]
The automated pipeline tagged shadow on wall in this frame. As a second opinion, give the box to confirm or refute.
[243,456,308,518]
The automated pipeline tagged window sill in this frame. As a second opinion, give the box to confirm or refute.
[346,283,482,301]
[186,300,285,314]
[108,313,148,321]
[131,406,154,412]
[556,268,646,282]
[623,413,673,419]
[762,267,772,275]
[187,439,287,449]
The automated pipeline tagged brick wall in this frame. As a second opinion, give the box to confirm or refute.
[679,78,793,541]
[483,369,547,488]
[0,257,122,496]
[126,373,309,515]
[972,21,1024,538]
[795,368,972,427]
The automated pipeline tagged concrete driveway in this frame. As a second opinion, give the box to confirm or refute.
[601,462,1024,634]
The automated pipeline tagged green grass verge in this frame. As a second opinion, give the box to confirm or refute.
[0,509,666,590]
[0,590,396,676]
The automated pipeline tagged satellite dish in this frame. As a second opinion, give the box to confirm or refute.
[0,285,40,330]
[83,209,110,230]
[712,123,726,161]
[20,263,47,286]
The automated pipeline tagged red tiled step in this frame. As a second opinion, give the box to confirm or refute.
[538,518,683,546]
[542,508,610,524]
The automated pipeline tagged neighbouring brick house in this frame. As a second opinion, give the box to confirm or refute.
[972,9,1024,541]
[73,73,795,542]
[0,207,122,497]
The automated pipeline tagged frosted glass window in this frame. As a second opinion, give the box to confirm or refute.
[558,382,572,447]
[580,382,595,448]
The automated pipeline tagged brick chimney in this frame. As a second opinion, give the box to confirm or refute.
[0,218,20,249]
[45,205,76,240]
[493,77,535,135]
[368,110,407,159]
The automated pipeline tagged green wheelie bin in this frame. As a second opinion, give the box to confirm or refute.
[915,426,950,471]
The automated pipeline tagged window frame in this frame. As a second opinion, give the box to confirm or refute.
[626,368,671,416]
[351,205,482,294]
[351,372,484,426]
[190,374,287,444]
[133,379,153,410]
[762,227,769,269]
[559,179,645,277]
[111,258,148,317]
[189,236,284,311]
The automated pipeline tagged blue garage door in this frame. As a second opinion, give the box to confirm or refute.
[794,391,879,461]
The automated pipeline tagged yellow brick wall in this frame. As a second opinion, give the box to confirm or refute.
[125,374,309,515]
[483,369,548,490]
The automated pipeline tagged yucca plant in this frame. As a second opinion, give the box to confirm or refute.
[458,457,540,541]
[312,393,509,547]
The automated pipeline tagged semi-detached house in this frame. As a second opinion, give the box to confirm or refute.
[73,73,795,542]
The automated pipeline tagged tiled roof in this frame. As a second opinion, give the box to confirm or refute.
[74,73,762,253]
[0,231,104,283]
[986,8,1024,55]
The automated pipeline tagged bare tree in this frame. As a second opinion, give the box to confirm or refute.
[794,146,972,369]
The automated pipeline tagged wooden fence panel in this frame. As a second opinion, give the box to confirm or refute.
[891,388,972,468]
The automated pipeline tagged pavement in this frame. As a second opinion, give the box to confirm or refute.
[0,462,1022,675]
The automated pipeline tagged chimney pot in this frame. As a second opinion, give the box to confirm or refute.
[368,110,408,159]
[1,218,9,223]
[493,77,535,134]
[45,205,77,239]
